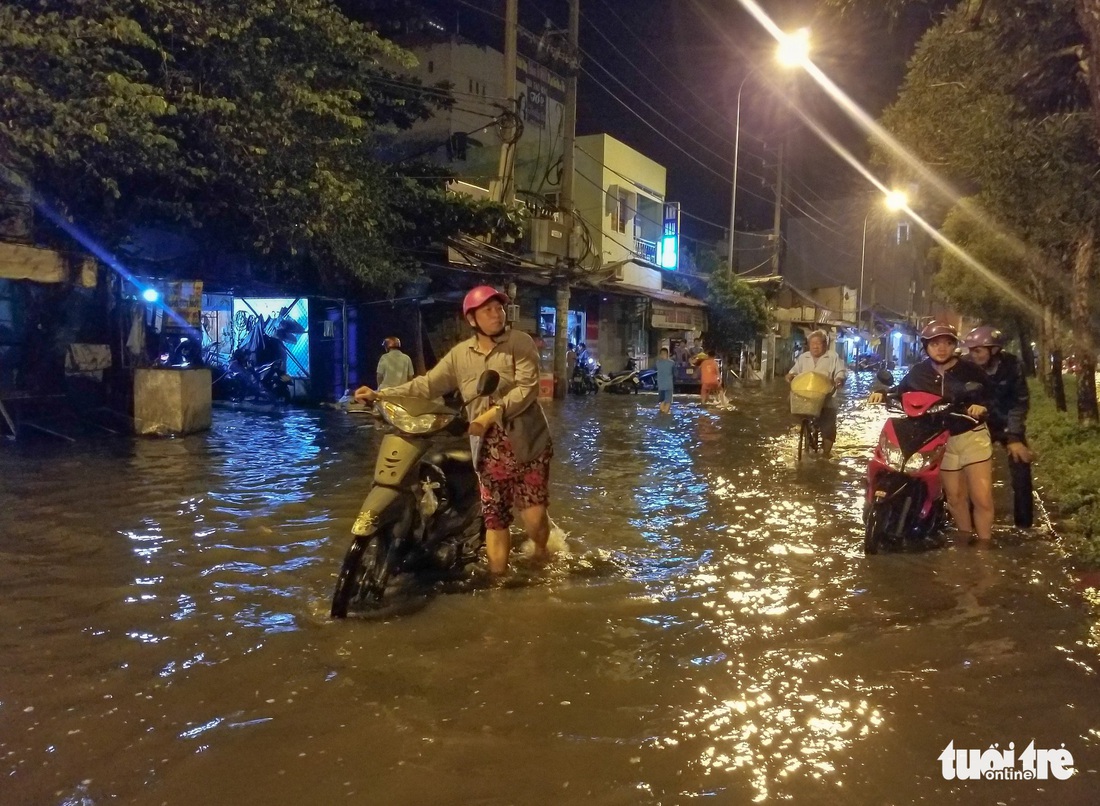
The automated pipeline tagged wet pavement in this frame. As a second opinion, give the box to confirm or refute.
[1,376,1098,804]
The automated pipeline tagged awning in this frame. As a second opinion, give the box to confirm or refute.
[605,282,707,307]
[0,242,96,286]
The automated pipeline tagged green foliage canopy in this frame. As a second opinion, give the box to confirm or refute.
[698,250,771,355]
[878,0,1098,316]
[0,0,512,290]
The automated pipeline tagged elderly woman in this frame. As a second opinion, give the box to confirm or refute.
[785,330,848,457]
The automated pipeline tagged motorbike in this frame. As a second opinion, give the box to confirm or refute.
[636,367,658,391]
[212,349,292,404]
[864,370,979,554]
[595,364,642,394]
[854,354,885,373]
[568,359,599,395]
[330,370,500,617]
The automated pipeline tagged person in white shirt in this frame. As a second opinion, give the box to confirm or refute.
[785,329,848,457]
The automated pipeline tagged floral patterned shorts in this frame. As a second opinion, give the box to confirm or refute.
[476,426,552,530]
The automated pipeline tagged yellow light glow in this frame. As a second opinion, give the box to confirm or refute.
[776,28,811,67]
[884,190,908,211]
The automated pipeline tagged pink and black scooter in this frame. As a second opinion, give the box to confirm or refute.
[864,371,978,554]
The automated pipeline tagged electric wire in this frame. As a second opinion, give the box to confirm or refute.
[590,0,769,148]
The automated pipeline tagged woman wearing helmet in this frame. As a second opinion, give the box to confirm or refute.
[376,336,414,390]
[869,321,996,541]
[354,286,552,574]
[963,325,1035,528]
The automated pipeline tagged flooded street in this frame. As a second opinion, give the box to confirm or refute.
[2,376,1098,804]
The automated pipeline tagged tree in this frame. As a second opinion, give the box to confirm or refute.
[0,0,514,292]
[697,248,771,360]
[876,0,1100,421]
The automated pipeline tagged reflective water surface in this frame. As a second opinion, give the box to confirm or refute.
[2,378,1098,804]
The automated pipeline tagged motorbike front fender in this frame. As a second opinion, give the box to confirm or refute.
[351,486,406,537]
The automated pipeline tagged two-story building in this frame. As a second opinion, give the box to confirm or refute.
[569,133,706,377]
[393,41,707,385]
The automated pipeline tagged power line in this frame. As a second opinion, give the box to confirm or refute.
[590,0,769,148]
[577,63,777,206]
[572,6,746,152]
[576,144,750,238]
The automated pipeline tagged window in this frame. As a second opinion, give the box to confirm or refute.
[427,60,434,74]
[468,78,473,93]
[896,221,911,244]
[616,188,631,234]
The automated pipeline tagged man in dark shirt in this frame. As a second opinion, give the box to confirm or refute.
[964,326,1035,528]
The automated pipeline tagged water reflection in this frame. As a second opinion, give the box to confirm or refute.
[0,386,1098,803]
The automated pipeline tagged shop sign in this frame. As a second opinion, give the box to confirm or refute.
[651,302,706,331]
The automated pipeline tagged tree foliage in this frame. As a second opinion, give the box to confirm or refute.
[877,0,1100,419]
[698,250,771,355]
[0,0,514,291]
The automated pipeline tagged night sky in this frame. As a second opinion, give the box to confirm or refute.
[407,0,929,245]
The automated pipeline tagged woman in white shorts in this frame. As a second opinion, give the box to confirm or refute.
[870,322,994,541]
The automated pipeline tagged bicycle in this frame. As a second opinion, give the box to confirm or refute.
[796,414,822,462]
[789,371,831,462]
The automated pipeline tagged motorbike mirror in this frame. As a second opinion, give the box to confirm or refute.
[875,369,894,385]
[476,370,501,397]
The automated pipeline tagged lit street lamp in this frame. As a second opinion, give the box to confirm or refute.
[727,29,811,277]
[857,189,909,340]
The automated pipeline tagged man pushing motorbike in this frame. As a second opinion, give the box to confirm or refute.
[963,325,1036,528]
[354,286,553,574]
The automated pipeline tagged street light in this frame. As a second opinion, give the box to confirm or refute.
[727,29,811,277]
[857,189,909,339]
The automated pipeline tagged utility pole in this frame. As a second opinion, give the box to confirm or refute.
[496,0,519,205]
[770,140,784,275]
[553,0,579,400]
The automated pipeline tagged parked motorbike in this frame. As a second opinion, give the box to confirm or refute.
[854,354,884,373]
[568,359,599,395]
[330,370,500,617]
[213,349,291,404]
[864,370,978,554]
[636,367,658,391]
[595,364,641,394]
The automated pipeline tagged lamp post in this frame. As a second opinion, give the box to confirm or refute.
[727,29,810,278]
[857,189,909,342]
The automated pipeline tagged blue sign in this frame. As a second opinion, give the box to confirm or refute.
[657,202,680,270]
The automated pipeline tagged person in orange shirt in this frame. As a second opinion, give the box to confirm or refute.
[699,349,720,405]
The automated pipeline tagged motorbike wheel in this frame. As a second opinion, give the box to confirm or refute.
[864,508,880,555]
[330,534,395,618]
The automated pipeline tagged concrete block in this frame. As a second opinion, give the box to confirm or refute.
[134,368,212,436]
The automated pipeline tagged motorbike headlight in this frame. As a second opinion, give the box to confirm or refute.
[878,435,906,472]
[378,402,456,435]
[904,444,946,474]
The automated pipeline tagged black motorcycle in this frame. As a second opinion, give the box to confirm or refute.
[330,371,500,617]
[568,360,599,395]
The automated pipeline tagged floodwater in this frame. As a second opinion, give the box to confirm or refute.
[1,377,1098,805]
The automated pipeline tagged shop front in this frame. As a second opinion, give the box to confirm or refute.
[649,298,708,389]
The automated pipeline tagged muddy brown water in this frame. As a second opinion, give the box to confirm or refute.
[1,376,1098,804]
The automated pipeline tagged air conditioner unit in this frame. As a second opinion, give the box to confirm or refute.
[524,218,568,265]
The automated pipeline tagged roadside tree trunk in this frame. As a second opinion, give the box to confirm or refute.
[1042,304,1068,410]
[1014,316,1035,377]
[1071,230,1099,423]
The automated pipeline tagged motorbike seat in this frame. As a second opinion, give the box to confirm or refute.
[425,448,472,467]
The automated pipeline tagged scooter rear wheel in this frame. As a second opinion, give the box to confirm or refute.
[331,534,394,618]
